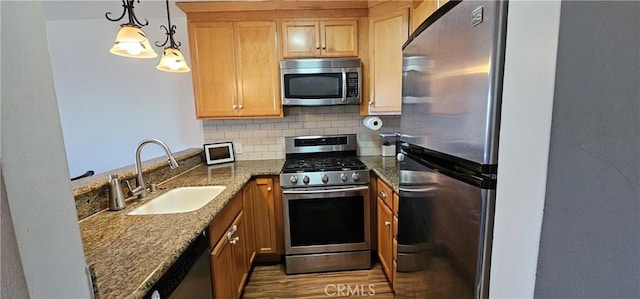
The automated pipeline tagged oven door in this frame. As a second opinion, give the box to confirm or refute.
[282,185,371,255]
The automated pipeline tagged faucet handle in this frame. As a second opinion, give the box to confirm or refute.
[126,180,134,193]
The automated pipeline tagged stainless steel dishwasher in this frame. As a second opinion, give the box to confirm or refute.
[144,230,213,299]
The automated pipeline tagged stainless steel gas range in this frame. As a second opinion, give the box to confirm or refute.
[280,134,371,274]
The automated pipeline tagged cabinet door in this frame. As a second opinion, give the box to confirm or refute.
[234,21,282,117]
[368,8,409,115]
[281,21,319,58]
[377,197,393,281]
[252,177,278,254]
[230,211,248,297]
[211,232,235,299]
[320,20,358,57]
[189,22,238,118]
[242,183,256,265]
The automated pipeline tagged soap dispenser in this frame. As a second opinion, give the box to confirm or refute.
[108,174,126,211]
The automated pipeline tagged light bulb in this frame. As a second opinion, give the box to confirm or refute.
[123,42,143,55]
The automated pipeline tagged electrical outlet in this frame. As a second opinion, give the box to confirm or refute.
[235,142,243,154]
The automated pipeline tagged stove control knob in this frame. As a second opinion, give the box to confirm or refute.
[352,173,361,182]
[322,175,329,184]
[303,176,310,185]
[289,176,298,184]
[340,173,348,182]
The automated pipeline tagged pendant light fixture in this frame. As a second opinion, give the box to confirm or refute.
[155,0,191,72]
[105,0,157,58]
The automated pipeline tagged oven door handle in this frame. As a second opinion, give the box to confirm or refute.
[282,186,369,194]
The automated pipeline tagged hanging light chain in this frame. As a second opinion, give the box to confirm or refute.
[156,0,182,49]
[105,0,149,28]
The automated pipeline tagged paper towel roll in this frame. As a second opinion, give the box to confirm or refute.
[363,116,383,131]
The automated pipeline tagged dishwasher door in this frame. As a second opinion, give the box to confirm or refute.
[144,231,213,299]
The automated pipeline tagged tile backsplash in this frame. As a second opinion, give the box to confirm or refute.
[203,106,400,160]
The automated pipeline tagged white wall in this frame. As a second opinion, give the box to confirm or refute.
[1,1,93,297]
[490,1,561,298]
[43,1,203,177]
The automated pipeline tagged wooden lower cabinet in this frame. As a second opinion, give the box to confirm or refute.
[242,183,257,265]
[376,176,399,290]
[377,197,393,281]
[211,211,248,299]
[252,177,283,255]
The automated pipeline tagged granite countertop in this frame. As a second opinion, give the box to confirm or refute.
[79,160,284,299]
[359,156,400,192]
[79,156,399,298]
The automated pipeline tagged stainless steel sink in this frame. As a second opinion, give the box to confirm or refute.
[127,186,226,215]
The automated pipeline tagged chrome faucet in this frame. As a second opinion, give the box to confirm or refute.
[129,138,179,199]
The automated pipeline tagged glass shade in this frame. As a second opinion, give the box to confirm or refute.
[156,47,191,72]
[109,25,158,58]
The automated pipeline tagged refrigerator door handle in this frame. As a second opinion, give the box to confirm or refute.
[398,187,437,193]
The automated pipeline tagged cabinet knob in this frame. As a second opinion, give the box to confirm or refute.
[316,46,320,50]
[385,221,391,226]
[321,46,326,50]
[267,187,272,192]
[233,104,238,110]
[380,190,387,199]
[230,236,240,245]
[238,104,244,110]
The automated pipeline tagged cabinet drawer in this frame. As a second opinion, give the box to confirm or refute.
[377,178,393,208]
[209,191,243,247]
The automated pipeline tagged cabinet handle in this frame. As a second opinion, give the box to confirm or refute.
[384,221,391,226]
[230,236,240,245]
[267,187,272,192]
[231,225,238,234]
[227,232,233,240]
[380,190,387,199]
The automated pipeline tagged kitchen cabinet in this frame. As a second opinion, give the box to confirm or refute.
[209,192,249,299]
[367,5,409,115]
[376,177,399,288]
[281,19,358,58]
[377,196,393,284]
[411,0,438,34]
[188,21,282,119]
[250,177,284,255]
[242,182,256,265]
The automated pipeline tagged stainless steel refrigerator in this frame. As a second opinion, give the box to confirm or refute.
[396,1,507,298]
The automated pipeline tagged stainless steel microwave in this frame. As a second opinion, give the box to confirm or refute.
[280,58,361,106]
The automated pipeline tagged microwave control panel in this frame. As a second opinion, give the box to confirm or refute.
[346,72,359,97]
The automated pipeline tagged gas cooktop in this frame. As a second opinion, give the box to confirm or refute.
[280,135,370,188]
[281,156,367,173]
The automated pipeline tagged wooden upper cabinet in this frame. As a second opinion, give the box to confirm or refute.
[234,21,281,117]
[411,0,438,34]
[282,19,358,58]
[190,22,237,118]
[187,20,281,119]
[367,6,409,115]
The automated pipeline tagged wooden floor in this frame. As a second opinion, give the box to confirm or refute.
[242,263,394,299]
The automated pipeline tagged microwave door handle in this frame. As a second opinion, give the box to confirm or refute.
[342,71,347,102]
[282,186,369,194]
